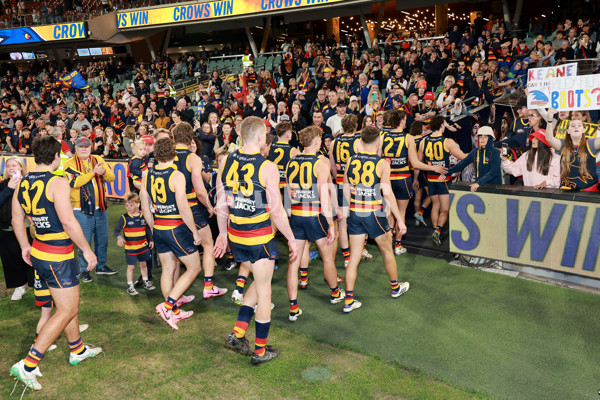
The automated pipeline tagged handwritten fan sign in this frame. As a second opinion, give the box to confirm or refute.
[527,63,578,110]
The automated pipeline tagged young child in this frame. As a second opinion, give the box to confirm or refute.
[127,139,148,193]
[114,192,155,295]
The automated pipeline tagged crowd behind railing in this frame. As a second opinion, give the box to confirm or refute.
[0,13,598,189]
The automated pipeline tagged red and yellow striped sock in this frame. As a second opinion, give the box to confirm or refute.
[345,290,354,306]
[299,268,308,283]
[435,226,442,234]
[418,207,425,216]
[226,251,234,260]
[235,276,247,294]
[390,279,400,291]
[233,305,254,338]
[204,276,214,291]
[330,287,340,298]
[394,241,402,250]
[289,299,299,314]
[363,239,368,250]
[254,320,271,356]
[342,247,350,262]
[68,337,86,355]
[24,347,43,372]
[164,297,176,311]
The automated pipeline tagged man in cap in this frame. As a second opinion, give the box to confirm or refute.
[64,136,117,283]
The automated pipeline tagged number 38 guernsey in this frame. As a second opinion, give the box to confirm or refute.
[17,171,74,262]
[346,152,384,213]
[221,150,274,245]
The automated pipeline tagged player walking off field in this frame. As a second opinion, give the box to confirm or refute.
[10,136,102,392]
[343,126,411,313]
[140,138,203,330]
[285,126,344,321]
[172,122,227,299]
[416,116,466,246]
[215,116,297,365]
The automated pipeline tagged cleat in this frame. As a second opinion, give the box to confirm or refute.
[330,289,346,304]
[203,285,228,299]
[432,231,442,247]
[225,333,253,356]
[394,245,407,256]
[79,324,89,333]
[414,212,427,227]
[344,260,349,269]
[251,347,280,365]
[175,294,195,307]
[223,261,237,271]
[362,249,373,259]
[69,345,103,366]
[96,267,118,276]
[127,286,139,296]
[231,289,243,305]
[392,282,410,298]
[173,309,194,322]
[299,280,308,290]
[308,250,319,262]
[343,300,362,314]
[9,360,42,391]
[155,303,179,330]
[133,276,143,288]
[288,308,302,321]
[143,280,156,290]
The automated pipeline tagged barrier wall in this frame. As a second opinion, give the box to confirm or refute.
[449,183,600,280]
[0,154,130,199]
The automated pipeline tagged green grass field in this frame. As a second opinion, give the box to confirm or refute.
[1,206,599,400]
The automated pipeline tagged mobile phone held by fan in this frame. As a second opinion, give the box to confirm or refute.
[502,143,508,157]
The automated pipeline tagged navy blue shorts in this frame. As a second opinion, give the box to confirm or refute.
[153,224,198,258]
[32,256,79,290]
[347,210,391,238]
[391,177,414,200]
[291,214,329,242]
[230,238,278,264]
[427,180,450,196]
[33,270,53,309]
[192,207,209,230]
[125,248,152,265]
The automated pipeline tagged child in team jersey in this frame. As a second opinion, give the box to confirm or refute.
[127,140,148,193]
[114,192,155,295]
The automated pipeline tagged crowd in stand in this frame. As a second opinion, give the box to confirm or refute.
[0,13,598,180]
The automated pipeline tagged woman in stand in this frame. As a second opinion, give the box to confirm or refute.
[0,156,33,300]
[545,109,600,191]
[501,129,560,188]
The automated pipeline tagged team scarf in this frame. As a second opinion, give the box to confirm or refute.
[74,154,107,214]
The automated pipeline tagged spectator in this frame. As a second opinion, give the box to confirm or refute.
[64,136,117,282]
[546,112,600,191]
[444,126,502,191]
[196,120,216,160]
[501,129,560,188]
[0,156,33,301]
